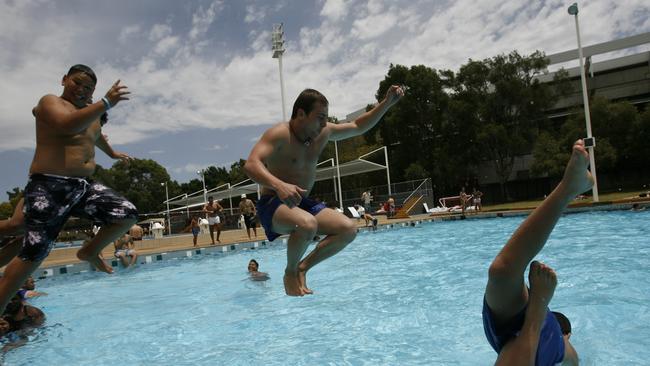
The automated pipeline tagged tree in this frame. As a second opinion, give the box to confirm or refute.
[229,159,248,184]
[532,97,637,179]
[98,158,173,215]
[453,51,563,200]
[374,64,448,188]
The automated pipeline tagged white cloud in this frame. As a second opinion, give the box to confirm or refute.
[320,0,349,19]
[245,4,266,23]
[189,0,223,39]
[119,25,141,44]
[1,0,649,154]
[153,36,180,56]
[206,144,227,151]
[149,24,172,41]
[172,162,207,174]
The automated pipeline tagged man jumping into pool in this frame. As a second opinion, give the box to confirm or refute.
[483,140,589,365]
[0,64,138,315]
[244,85,404,296]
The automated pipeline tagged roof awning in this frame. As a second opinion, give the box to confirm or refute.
[165,154,388,210]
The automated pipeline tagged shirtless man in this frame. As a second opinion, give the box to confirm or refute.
[190,214,200,246]
[202,196,223,244]
[114,232,137,267]
[482,140,588,365]
[0,65,138,315]
[239,194,257,239]
[244,85,404,296]
[129,223,143,241]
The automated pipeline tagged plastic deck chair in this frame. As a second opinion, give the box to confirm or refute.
[347,207,361,219]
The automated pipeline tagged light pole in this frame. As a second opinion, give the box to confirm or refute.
[197,169,207,204]
[161,182,170,235]
[568,2,599,202]
[272,23,287,121]
[334,139,344,210]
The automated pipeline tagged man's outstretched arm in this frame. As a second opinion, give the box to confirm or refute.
[96,133,132,162]
[329,85,404,141]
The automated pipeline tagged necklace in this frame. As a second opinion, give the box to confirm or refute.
[289,121,312,146]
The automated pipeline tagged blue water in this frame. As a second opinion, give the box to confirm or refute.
[5,210,650,365]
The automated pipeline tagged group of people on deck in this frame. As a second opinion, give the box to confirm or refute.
[0,63,595,364]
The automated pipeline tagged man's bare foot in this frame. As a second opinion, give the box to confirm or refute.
[298,269,313,295]
[284,271,304,296]
[528,261,557,310]
[77,251,113,274]
[560,140,594,197]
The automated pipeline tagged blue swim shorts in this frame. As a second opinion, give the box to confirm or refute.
[482,297,565,366]
[256,195,326,241]
[21,173,138,262]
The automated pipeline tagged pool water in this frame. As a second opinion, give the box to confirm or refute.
[6,210,650,365]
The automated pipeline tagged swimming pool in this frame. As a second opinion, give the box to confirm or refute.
[6,210,650,365]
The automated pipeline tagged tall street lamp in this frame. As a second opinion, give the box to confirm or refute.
[568,2,599,202]
[272,23,287,121]
[197,169,207,204]
[161,182,170,235]
[334,139,344,210]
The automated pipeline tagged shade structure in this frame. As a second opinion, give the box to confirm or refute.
[164,147,390,212]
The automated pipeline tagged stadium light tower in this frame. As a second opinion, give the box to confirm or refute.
[568,2,599,202]
[272,23,287,121]
[197,169,207,204]
[161,182,171,235]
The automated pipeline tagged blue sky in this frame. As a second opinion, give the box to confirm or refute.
[1,0,649,200]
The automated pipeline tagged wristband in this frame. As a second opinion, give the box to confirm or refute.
[101,97,112,110]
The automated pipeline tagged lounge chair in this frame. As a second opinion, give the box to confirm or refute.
[347,206,361,219]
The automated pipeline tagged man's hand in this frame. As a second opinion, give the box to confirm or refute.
[112,151,133,162]
[105,80,130,107]
[383,85,405,107]
[276,182,307,208]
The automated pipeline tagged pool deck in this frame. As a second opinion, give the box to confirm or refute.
[23,197,650,278]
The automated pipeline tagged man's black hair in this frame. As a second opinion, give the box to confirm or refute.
[552,311,572,335]
[250,259,259,267]
[291,89,328,119]
[67,64,97,84]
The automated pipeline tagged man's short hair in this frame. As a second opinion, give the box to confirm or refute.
[250,259,259,267]
[552,311,571,335]
[67,64,97,84]
[208,196,213,200]
[291,89,328,119]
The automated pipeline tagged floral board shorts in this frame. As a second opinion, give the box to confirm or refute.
[21,173,138,262]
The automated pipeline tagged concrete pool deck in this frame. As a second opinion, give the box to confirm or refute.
[22,197,650,279]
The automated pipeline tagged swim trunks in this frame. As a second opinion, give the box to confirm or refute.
[21,173,138,262]
[16,289,28,300]
[191,227,200,236]
[243,213,256,229]
[256,195,326,241]
[208,216,220,225]
[482,297,565,366]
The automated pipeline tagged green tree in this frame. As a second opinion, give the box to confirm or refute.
[0,202,13,220]
[374,64,448,188]
[229,159,248,183]
[103,158,173,214]
[454,51,562,200]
